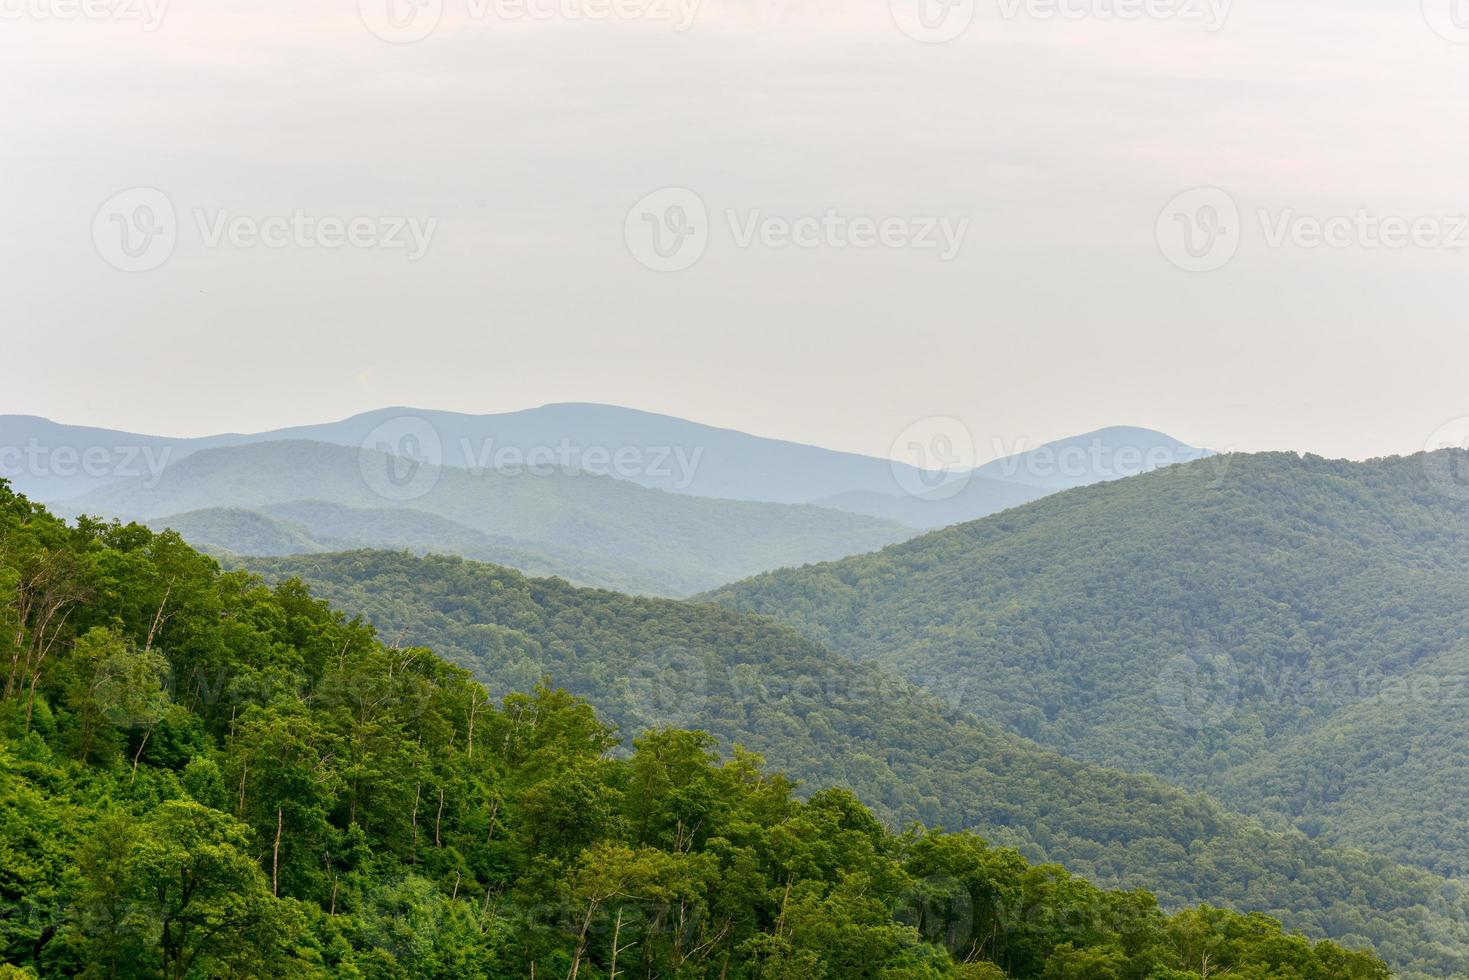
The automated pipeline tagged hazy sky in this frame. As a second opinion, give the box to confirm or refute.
[3,0,1467,463]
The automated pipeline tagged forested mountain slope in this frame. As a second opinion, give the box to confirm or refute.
[809,479,1052,531]
[703,451,1469,879]
[250,548,1469,978]
[61,440,913,596]
[0,482,1390,979]
[148,503,643,592]
[1212,640,1469,878]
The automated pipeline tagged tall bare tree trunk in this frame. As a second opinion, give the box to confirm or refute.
[272,807,283,897]
[129,721,156,785]
[410,782,421,862]
[144,582,173,652]
[467,694,479,759]
[609,907,629,980]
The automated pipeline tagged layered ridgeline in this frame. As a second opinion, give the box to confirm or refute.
[250,549,1469,978]
[1,407,1204,528]
[3,410,1205,598]
[0,485,1390,979]
[148,500,668,593]
[812,426,1209,530]
[54,440,913,597]
[704,451,1469,880]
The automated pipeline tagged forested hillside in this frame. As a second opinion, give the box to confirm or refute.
[150,504,631,591]
[703,451,1469,881]
[250,548,1469,978]
[0,481,1393,978]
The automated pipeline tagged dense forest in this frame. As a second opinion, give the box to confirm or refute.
[0,479,1402,978]
[705,451,1469,879]
[250,549,1469,978]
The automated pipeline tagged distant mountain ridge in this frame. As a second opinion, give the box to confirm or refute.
[55,439,914,596]
[1,406,1208,593]
[0,405,1207,530]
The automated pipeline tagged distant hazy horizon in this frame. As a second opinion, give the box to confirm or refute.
[0,398,1452,467]
[6,0,1467,463]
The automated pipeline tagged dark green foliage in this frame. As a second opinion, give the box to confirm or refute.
[0,480,1387,978]
[250,546,1469,978]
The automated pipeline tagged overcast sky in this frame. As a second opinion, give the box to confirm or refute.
[3,0,1467,462]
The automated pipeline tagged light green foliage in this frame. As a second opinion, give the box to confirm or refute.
[0,479,1396,978]
[252,545,1469,978]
